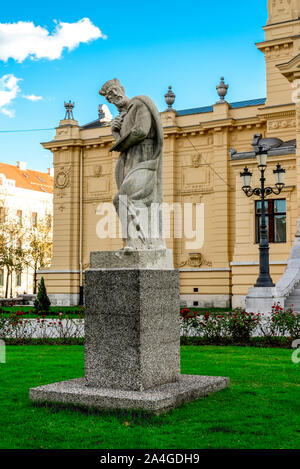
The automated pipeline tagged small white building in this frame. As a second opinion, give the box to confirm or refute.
[0,161,53,298]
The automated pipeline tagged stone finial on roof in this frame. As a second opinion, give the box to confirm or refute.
[216,77,229,103]
[64,100,75,120]
[164,86,176,110]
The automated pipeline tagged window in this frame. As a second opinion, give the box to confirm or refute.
[0,269,3,286]
[255,199,286,244]
[32,212,37,227]
[16,272,22,287]
[16,210,22,226]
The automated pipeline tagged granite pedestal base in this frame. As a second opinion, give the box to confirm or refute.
[29,375,229,415]
[30,250,229,413]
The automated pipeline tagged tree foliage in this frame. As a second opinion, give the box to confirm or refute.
[25,218,52,293]
[0,215,27,297]
[34,276,51,313]
[0,203,52,297]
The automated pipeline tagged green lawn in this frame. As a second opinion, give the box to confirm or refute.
[0,306,232,319]
[0,345,299,449]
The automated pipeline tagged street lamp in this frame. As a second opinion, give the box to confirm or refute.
[240,137,286,288]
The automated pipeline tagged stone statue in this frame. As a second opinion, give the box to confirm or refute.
[99,78,165,251]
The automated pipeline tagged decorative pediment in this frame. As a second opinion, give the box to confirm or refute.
[277,54,300,82]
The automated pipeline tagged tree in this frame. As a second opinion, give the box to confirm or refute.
[25,217,52,294]
[34,276,51,313]
[0,217,26,298]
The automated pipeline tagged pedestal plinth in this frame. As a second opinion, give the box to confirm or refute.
[30,250,229,414]
[85,268,180,391]
[245,286,277,314]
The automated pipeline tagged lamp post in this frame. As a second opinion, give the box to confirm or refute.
[240,139,286,288]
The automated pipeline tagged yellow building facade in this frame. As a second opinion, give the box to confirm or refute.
[40,0,300,308]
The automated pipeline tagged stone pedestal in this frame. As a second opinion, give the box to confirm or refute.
[30,250,229,414]
[245,286,277,314]
[85,268,180,391]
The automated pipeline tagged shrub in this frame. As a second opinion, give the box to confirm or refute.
[260,303,300,340]
[226,309,260,342]
[198,311,227,342]
[34,277,51,314]
[180,309,200,338]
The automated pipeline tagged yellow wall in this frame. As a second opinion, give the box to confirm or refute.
[38,0,300,307]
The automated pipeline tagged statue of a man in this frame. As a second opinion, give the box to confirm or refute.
[99,78,165,251]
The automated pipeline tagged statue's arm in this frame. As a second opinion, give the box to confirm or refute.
[116,101,152,152]
[111,116,123,140]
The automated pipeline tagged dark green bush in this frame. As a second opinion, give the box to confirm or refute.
[34,277,51,313]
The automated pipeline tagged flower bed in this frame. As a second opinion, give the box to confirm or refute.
[180,303,300,347]
[1,303,299,347]
[0,309,84,343]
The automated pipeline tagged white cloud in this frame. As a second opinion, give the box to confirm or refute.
[22,94,43,101]
[0,18,105,62]
[0,74,21,117]
[1,108,15,118]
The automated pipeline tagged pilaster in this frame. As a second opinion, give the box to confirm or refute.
[212,102,230,267]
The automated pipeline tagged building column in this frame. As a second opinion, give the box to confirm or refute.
[212,103,230,268]
[38,119,82,306]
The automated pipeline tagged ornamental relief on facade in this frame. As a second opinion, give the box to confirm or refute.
[56,128,69,137]
[85,164,111,197]
[94,165,103,177]
[268,0,299,24]
[191,153,201,168]
[181,162,211,194]
[54,166,71,198]
[179,252,212,268]
[268,119,296,131]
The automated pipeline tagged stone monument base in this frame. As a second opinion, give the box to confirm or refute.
[29,249,229,414]
[245,286,277,314]
[29,375,229,415]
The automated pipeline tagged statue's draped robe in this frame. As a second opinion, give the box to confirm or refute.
[112,95,164,249]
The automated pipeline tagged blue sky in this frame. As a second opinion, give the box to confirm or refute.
[0,0,268,172]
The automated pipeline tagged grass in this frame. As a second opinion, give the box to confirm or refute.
[0,306,232,318]
[186,307,233,313]
[0,345,299,449]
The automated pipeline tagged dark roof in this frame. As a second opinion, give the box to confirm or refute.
[177,105,213,116]
[230,138,296,160]
[176,98,266,116]
[82,98,267,128]
[81,120,109,130]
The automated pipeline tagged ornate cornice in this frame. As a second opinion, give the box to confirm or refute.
[277,53,300,82]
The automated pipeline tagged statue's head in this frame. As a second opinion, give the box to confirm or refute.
[99,78,127,109]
